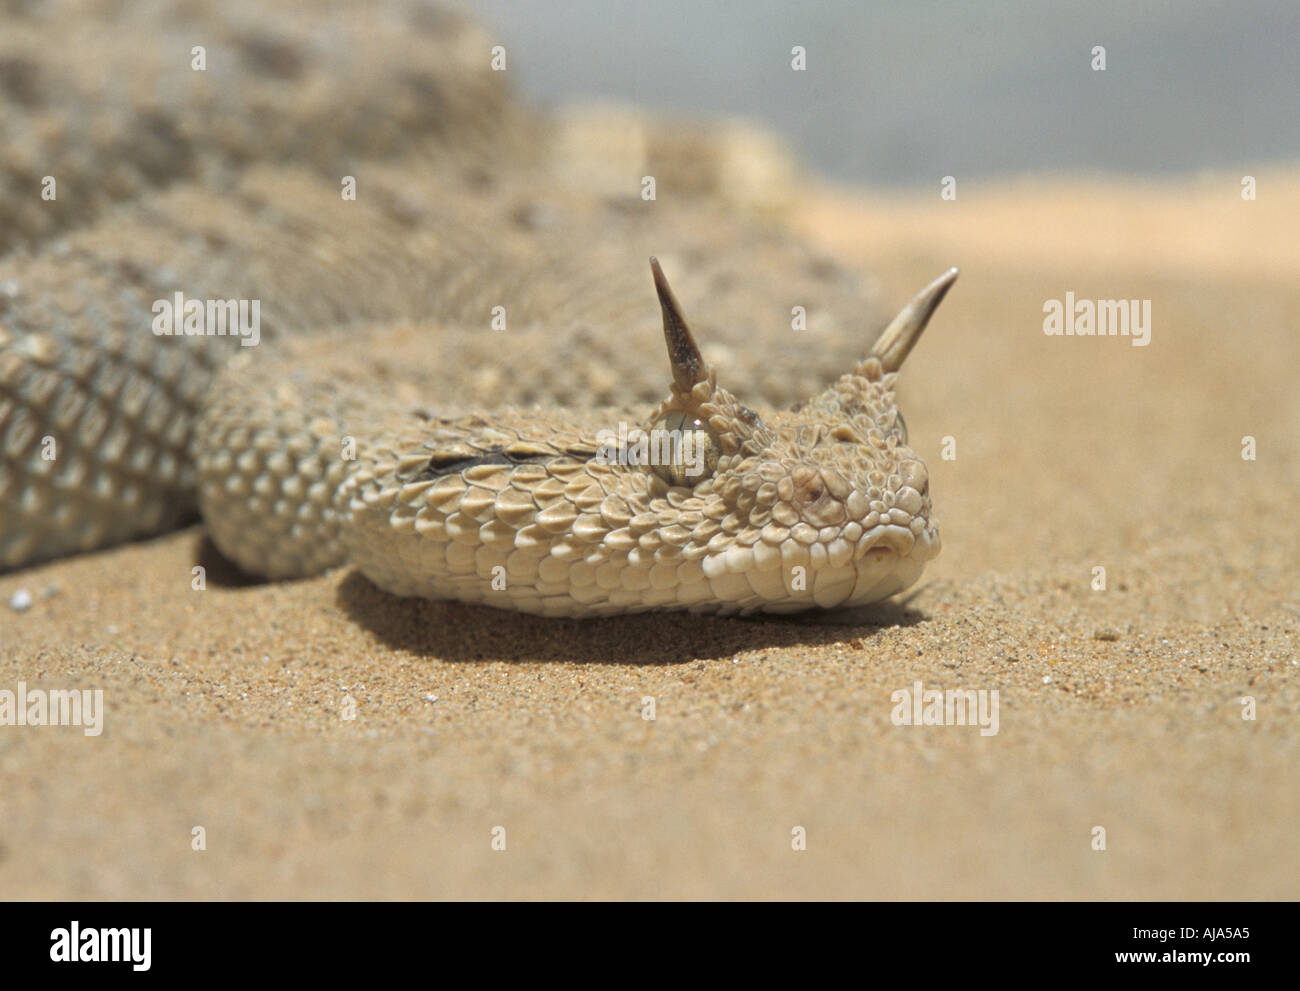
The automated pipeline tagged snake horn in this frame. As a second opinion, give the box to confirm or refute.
[650,257,707,391]
[869,267,959,372]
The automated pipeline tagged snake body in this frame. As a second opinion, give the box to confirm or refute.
[0,0,956,617]
[195,261,954,617]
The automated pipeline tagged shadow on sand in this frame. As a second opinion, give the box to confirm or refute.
[334,568,928,666]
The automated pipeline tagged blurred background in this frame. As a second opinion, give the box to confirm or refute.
[477,0,1300,186]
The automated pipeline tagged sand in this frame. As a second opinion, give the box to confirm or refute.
[1,171,1296,899]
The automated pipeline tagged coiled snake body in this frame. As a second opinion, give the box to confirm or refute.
[2,233,955,618]
[0,1,958,618]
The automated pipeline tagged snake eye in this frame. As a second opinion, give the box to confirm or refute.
[649,411,720,487]
[893,410,908,444]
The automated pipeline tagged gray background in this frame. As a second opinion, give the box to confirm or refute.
[475,0,1300,186]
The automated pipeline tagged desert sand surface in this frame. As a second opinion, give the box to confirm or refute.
[2,171,1296,900]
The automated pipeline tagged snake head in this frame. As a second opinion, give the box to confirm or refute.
[640,260,957,613]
